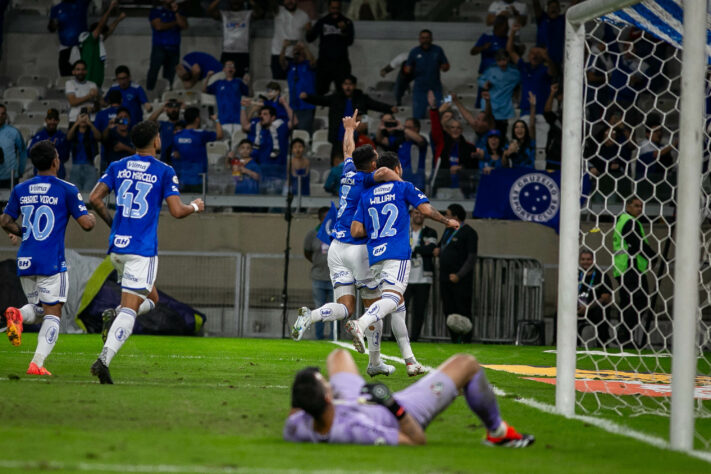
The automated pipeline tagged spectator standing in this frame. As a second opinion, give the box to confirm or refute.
[387,0,416,20]
[70,0,126,88]
[306,0,354,95]
[281,41,317,134]
[262,81,293,126]
[380,51,412,106]
[613,197,655,349]
[66,60,99,125]
[480,129,506,174]
[66,111,100,191]
[147,0,188,91]
[207,0,252,78]
[477,50,520,136]
[289,138,310,197]
[471,15,509,78]
[433,204,478,343]
[100,107,134,170]
[229,139,261,195]
[105,66,152,125]
[176,51,223,90]
[486,0,527,28]
[323,153,344,195]
[147,100,182,163]
[0,105,27,188]
[29,109,70,180]
[577,248,613,348]
[301,75,395,156]
[94,89,124,134]
[507,24,556,147]
[171,107,223,192]
[405,207,437,342]
[241,104,289,194]
[403,29,450,119]
[375,114,428,189]
[453,91,495,149]
[354,117,376,149]
[49,0,90,76]
[587,126,632,177]
[503,97,536,169]
[303,206,334,340]
[533,0,565,69]
[543,82,562,170]
[204,60,250,136]
[636,117,676,181]
[271,0,310,80]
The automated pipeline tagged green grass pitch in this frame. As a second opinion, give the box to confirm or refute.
[1,334,709,473]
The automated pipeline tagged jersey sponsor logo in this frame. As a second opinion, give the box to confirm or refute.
[126,160,151,172]
[29,183,51,194]
[177,137,193,144]
[334,230,346,239]
[373,183,394,195]
[508,173,560,223]
[373,243,387,257]
[332,270,350,280]
[77,192,83,201]
[17,257,32,270]
[172,175,179,184]
[430,381,444,397]
[113,235,132,248]
[341,171,356,185]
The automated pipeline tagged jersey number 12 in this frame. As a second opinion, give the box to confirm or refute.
[367,203,398,239]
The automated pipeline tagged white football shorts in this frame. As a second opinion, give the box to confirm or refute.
[21,272,68,305]
[370,259,411,295]
[328,240,376,298]
[110,253,158,296]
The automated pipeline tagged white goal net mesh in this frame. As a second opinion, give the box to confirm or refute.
[576,17,711,449]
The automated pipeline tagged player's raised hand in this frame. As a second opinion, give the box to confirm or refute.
[191,199,205,213]
[342,108,360,130]
[445,218,460,230]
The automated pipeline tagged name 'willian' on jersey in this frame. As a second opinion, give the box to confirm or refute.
[353,180,428,266]
[99,153,180,257]
[332,156,376,245]
[3,175,88,276]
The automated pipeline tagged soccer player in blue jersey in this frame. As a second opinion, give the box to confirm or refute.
[292,110,401,376]
[88,120,205,384]
[1,140,96,375]
[346,151,459,376]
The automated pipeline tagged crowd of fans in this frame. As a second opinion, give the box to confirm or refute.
[0,0,679,205]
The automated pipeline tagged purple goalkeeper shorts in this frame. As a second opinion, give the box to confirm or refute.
[394,370,458,428]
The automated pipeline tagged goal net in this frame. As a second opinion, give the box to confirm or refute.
[558,0,711,452]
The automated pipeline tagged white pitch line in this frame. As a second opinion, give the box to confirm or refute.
[330,341,711,464]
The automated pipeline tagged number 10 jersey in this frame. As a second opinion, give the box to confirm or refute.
[100,154,180,257]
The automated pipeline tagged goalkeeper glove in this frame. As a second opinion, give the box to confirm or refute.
[360,382,407,420]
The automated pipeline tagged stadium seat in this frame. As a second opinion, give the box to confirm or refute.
[200,93,216,106]
[12,124,36,143]
[232,129,247,146]
[312,117,327,130]
[314,106,328,119]
[54,76,74,91]
[138,78,170,102]
[3,100,24,116]
[312,141,332,157]
[17,74,52,89]
[11,0,52,15]
[397,106,412,118]
[312,129,328,143]
[25,99,66,114]
[102,77,115,91]
[207,141,229,168]
[3,87,42,108]
[58,113,69,128]
[291,129,310,144]
[15,111,45,127]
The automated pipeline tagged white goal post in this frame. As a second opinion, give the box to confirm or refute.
[557,0,707,452]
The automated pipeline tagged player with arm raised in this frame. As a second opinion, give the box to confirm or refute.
[88,120,204,384]
[284,348,534,447]
[346,152,458,376]
[1,140,96,375]
[291,109,401,377]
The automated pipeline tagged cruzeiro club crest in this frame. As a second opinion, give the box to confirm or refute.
[508,173,560,223]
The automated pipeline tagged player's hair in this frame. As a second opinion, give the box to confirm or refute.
[73,59,87,69]
[352,145,377,171]
[625,196,642,207]
[260,105,277,117]
[407,117,420,130]
[495,49,509,61]
[266,81,281,92]
[130,120,160,149]
[238,138,253,147]
[342,74,357,85]
[184,107,200,124]
[420,29,433,36]
[318,206,330,220]
[291,367,328,419]
[115,65,130,77]
[106,89,123,105]
[579,248,594,258]
[29,140,57,171]
[0,103,6,112]
[447,203,466,222]
[290,138,306,150]
[376,151,399,171]
[116,106,131,117]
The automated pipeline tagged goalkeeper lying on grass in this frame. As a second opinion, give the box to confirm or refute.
[284,349,534,446]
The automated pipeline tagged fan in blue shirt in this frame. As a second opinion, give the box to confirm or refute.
[204,61,249,126]
[49,0,89,47]
[105,66,152,124]
[28,110,70,179]
[176,51,223,89]
[88,120,204,385]
[1,140,95,376]
[171,107,223,192]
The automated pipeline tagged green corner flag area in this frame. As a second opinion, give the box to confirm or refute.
[1,335,709,473]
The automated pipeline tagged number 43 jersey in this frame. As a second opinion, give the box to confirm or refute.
[3,175,88,276]
[353,181,428,266]
[100,154,180,257]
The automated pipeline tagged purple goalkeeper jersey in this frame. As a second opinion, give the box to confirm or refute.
[283,370,458,445]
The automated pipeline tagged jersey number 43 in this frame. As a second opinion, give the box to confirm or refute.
[117,180,153,219]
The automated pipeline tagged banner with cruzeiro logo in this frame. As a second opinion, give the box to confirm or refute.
[473,168,581,233]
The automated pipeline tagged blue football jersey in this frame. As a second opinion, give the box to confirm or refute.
[353,181,429,265]
[3,175,88,276]
[99,154,180,257]
[331,156,376,245]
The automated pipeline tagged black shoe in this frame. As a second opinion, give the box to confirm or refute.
[101,308,116,343]
[91,358,113,384]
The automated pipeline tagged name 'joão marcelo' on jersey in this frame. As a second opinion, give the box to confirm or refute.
[353,181,428,266]
[332,155,376,245]
[99,153,180,257]
[3,175,88,276]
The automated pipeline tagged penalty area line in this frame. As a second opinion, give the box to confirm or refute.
[330,341,711,464]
